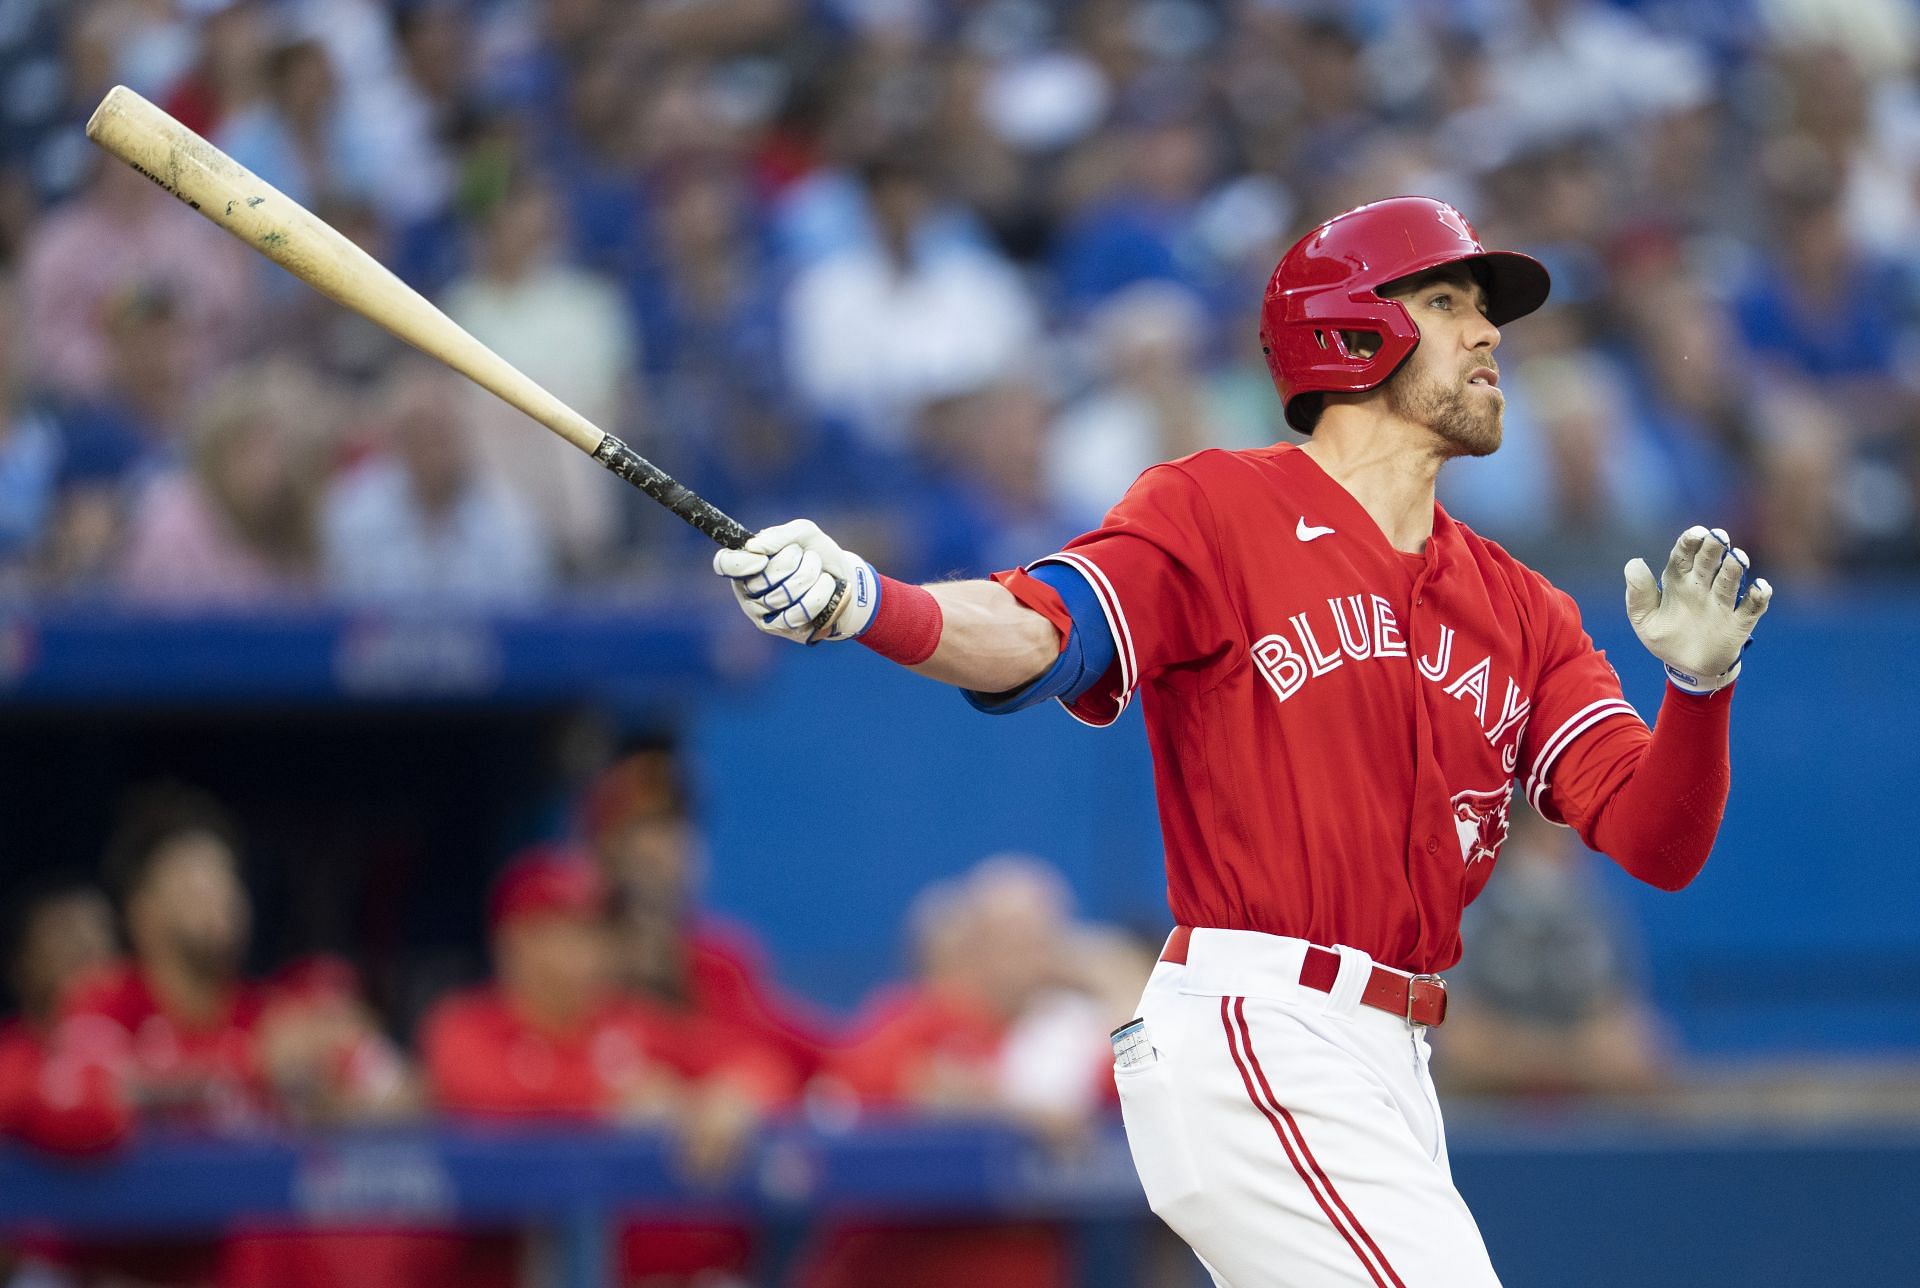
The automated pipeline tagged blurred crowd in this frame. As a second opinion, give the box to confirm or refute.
[0,750,1157,1287]
[4,0,1920,605]
[0,742,1662,1287]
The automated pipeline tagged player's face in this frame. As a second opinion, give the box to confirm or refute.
[499,914,615,1018]
[1380,271,1504,457]
[135,834,250,981]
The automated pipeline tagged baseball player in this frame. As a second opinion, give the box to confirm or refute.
[713,196,1772,1287]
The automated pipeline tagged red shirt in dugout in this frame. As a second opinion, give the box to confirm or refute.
[422,986,794,1116]
[56,962,276,1128]
[0,1019,131,1155]
[999,444,1649,973]
[421,987,790,1286]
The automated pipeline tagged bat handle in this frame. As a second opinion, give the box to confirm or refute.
[591,433,750,548]
[590,432,846,634]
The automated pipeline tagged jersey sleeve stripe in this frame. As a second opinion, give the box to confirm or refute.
[1523,698,1643,813]
[1052,693,1127,727]
[1034,552,1138,699]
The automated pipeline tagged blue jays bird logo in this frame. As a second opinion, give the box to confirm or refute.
[1450,786,1512,868]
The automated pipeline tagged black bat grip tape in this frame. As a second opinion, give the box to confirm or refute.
[592,433,749,548]
[591,433,844,634]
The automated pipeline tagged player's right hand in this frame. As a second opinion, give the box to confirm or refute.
[713,519,879,644]
[1623,525,1773,693]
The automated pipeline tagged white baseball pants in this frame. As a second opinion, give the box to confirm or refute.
[1114,928,1503,1288]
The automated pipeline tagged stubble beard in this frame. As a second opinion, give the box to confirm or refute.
[171,930,243,987]
[1385,359,1503,458]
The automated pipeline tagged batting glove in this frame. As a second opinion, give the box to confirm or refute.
[1623,525,1774,693]
[713,519,880,644]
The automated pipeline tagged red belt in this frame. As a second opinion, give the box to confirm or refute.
[1159,926,1449,1028]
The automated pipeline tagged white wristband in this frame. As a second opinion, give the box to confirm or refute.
[1664,658,1739,695]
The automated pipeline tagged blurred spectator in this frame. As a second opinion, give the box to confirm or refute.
[784,150,1041,451]
[580,746,832,1091]
[322,359,553,606]
[1434,805,1673,1098]
[1053,110,1220,313]
[61,784,406,1129]
[422,845,790,1287]
[1205,298,1295,453]
[0,0,71,251]
[630,161,785,446]
[1045,282,1226,531]
[36,280,197,589]
[160,0,273,141]
[628,160,841,538]
[286,0,460,235]
[821,854,1109,1134]
[374,1,470,234]
[943,45,1083,262]
[798,855,1116,1288]
[442,171,638,573]
[0,274,61,587]
[213,36,375,216]
[54,275,195,459]
[0,879,128,1156]
[118,359,333,604]
[1733,171,1918,566]
[17,154,254,402]
[1756,18,1920,265]
[545,38,650,278]
[902,377,1076,575]
[1603,237,1753,527]
[1486,0,1714,152]
[42,784,410,1288]
[1735,176,1906,393]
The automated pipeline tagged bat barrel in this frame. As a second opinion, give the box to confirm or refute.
[85,86,754,551]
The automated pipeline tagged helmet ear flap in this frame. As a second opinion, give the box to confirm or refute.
[1268,292,1420,433]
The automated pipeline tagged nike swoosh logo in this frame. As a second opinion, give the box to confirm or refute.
[1296,518,1336,542]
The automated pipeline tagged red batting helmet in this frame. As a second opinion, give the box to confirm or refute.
[1259,196,1551,433]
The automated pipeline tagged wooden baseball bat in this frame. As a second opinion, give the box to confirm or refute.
[83,85,757,551]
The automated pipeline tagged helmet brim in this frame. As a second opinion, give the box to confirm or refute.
[1470,250,1552,327]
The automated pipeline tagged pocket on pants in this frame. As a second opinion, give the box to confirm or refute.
[1115,1054,1207,1232]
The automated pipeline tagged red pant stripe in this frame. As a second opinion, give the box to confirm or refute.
[1232,997,1408,1288]
[1219,997,1397,1288]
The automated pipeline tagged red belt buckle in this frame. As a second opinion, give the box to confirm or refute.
[1407,974,1448,1028]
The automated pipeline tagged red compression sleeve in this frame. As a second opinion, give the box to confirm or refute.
[1584,683,1736,891]
[857,576,944,666]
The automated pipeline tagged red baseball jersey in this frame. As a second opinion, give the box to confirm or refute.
[1000,444,1647,973]
[56,962,276,1129]
[421,987,786,1287]
[0,1019,130,1155]
[422,986,793,1117]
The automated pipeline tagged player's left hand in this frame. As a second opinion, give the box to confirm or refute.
[712,518,879,644]
[1624,525,1773,693]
